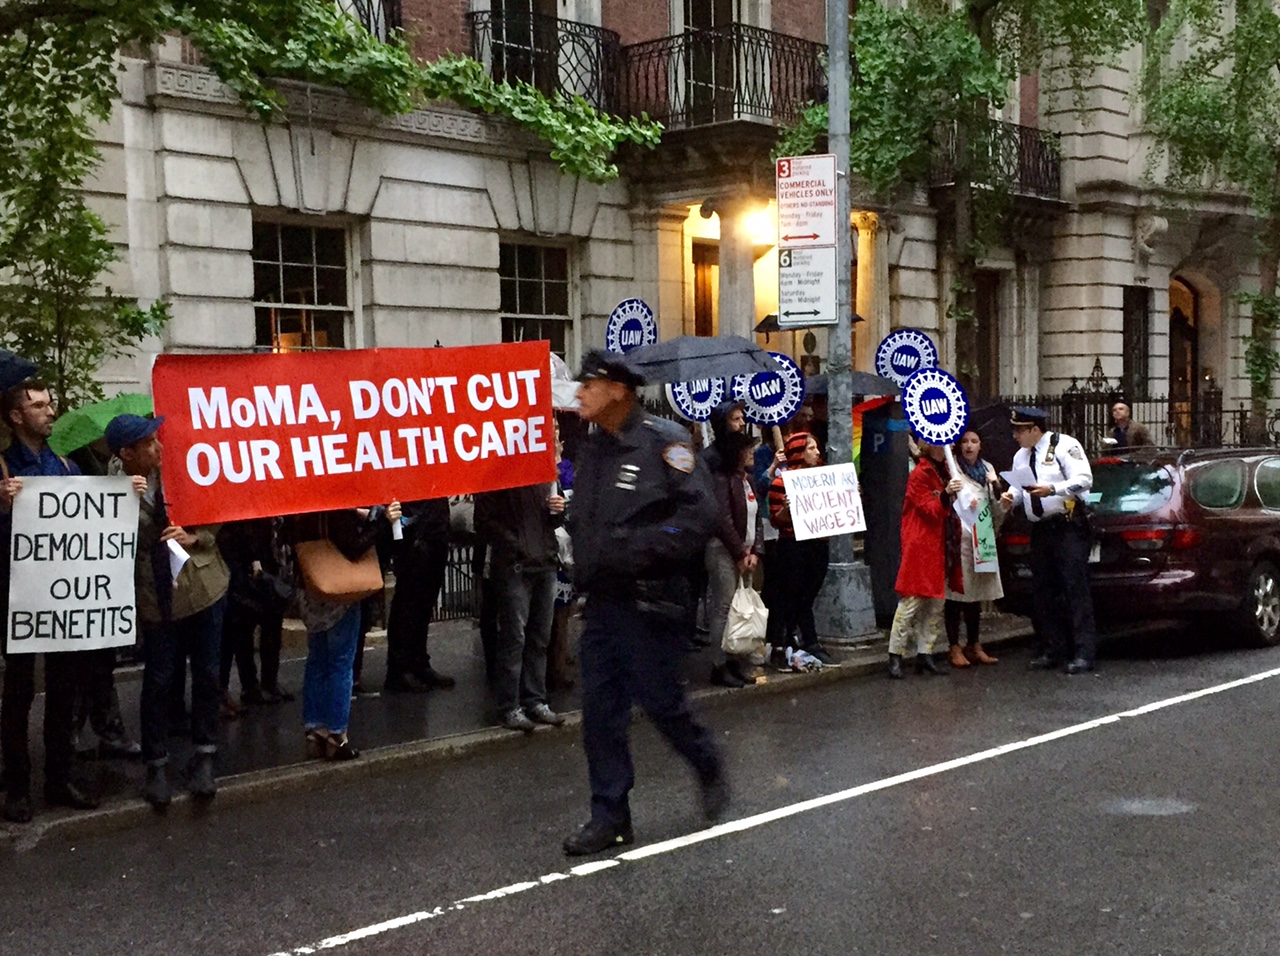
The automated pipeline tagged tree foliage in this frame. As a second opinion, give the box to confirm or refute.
[0,0,660,408]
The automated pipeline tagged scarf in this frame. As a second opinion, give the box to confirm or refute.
[959,454,990,485]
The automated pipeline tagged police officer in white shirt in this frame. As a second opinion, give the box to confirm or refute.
[999,407,1098,674]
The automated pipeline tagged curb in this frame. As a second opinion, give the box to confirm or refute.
[2,620,1035,847]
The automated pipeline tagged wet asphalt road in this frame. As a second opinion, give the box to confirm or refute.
[5,630,1280,956]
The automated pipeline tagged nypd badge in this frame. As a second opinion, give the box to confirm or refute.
[663,443,695,473]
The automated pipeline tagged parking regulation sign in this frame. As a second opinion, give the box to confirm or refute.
[731,351,806,426]
[605,298,657,354]
[875,329,938,386]
[666,377,727,423]
[901,367,969,446]
[776,154,838,328]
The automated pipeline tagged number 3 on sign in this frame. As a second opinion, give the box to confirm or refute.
[777,159,791,178]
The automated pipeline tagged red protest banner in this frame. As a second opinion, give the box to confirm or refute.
[151,342,557,525]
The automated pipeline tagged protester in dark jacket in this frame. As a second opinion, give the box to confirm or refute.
[384,497,455,692]
[475,482,567,731]
[707,430,765,687]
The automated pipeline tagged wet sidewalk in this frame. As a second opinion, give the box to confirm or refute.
[3,611,1035,838]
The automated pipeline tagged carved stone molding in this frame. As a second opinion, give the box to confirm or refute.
[1134,210,1169,279]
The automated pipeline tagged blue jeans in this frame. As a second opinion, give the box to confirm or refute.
[141,599,224,765]
[303,604,361,735]
[492,564,556,713]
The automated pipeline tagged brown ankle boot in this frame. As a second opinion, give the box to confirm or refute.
[966,642,999,665]
[948,644,971,668]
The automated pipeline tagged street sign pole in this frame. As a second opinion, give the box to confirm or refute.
[814,0,879,644]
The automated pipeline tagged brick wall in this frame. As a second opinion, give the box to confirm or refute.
[601,0,668,46]
[404,0,472,61]
[771,0,826,44]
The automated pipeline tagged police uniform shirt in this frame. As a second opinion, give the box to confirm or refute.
[1008,431,1092,521]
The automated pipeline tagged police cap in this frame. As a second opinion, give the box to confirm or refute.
[1010,406,1048,428]
[577,349,645,388]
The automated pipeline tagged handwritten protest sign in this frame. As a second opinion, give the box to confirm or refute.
[7,477,139,653]
[782,463,867,541]
[152,342,556,525]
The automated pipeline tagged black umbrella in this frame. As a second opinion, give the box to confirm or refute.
[625,335,781,384]
[0,350,37,391]
[968,402,1019,474]
[806,371,899,397]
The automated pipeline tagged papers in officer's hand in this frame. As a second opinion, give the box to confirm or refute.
[1000,464,1037,492]
[167,538,190,583]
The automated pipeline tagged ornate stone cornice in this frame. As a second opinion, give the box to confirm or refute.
[147,62,538,151]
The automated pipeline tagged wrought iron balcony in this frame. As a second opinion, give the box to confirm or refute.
[934,119,1062,201]
[468,10,621,113]
[338,0,402,40]
[618,24,826,130]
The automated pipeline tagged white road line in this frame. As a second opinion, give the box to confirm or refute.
[267,665,1280,955]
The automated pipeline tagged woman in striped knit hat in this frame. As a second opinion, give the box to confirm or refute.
[768,431,834,667]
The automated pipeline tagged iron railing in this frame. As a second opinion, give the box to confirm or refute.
[339,0,402,39]
[618,24,825,130]
[468,10,621,112]
[935,119,1062,201]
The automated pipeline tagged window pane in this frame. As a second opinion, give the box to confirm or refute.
[274,308,307,352]
[314,228,345,267]
[1091,462,1174,516]
[544,248,568,281]
[252,223,278,262]
[1257,460,1280,510]
[279,225,312,264]
[516,244,540,279]
[518,278,543,314]
[544,281,568,316]
[254,307,275,350]
[253,263,281,303]
[310,312,346,350]
[314,266,347,307]
[282,265,314,304]
[1189,460,1245,510]
[499,243,516,278]
[500,277,519,314]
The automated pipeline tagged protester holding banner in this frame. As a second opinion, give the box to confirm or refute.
[886,440,964,679]
[383,498,455,694]
[767,432,834,667]
[944,429,1003,668]
[109,413,230,808]
[707,429,765,688]
[0,379,102,822]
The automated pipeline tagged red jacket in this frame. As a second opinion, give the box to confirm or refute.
[894,458,963,599]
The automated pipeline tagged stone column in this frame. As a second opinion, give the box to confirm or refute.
[852,209,890,371]
[715,196,759,339]
[629,205,689,340]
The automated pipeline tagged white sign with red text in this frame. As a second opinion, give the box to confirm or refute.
[782,463,866,540]
[776,154,839,328]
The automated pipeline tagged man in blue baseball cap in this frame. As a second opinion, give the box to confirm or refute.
[109,412,231,808]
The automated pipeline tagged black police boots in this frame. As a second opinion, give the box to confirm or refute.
[887,653,904,679]
[563,816,635,856]
[915,653,946,676]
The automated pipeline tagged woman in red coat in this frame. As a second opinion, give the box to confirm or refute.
[888,440,964,678]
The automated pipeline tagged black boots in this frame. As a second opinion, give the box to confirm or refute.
[188,754,217,801]
[887,653,904,679]
[144,764,171,808]
[915,653,946,676]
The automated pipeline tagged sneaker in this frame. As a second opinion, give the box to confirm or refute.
[502,708,536,733]
[526,703,565,726]
[563,817,635,856]
[143,765,171,808]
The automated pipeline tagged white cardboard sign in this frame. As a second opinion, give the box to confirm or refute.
[7,476,139,653]
[782,463,867,541]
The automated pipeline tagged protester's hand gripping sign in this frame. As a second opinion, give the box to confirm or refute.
[7,476,139,653]
[781,463,867,541]
[152,343,556,526]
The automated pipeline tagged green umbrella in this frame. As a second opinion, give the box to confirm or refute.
[48,393,155,456]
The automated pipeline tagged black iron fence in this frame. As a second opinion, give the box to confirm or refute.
[934,119,1062,201]
[468,10,621,112]
[617,24,825,130]
[341,0,402,39]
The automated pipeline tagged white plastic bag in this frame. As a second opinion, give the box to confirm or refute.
[722,576,768,657]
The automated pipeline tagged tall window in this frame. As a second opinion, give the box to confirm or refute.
[253,222,351,352]
[337,0,402,40]
[1122,285,1151,400]
[500,243,571,357]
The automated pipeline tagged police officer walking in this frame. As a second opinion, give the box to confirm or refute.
[1000,407,1098,674]
[563,349,729,856]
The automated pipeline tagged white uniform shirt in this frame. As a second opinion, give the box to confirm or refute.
[1008,431,1093,521]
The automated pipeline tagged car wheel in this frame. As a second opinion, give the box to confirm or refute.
[1241,561,1280,648]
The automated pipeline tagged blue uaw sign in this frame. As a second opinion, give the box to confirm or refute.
[875,329,938,387]
[731,351,806,426]
[901,367,969,446]
[605,298,657,354]
[666,377,727,422]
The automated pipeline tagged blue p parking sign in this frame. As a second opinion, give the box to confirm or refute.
[875,329,938,387]
[901,367,969,446]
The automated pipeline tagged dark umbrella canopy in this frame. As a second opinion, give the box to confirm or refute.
[806,371,898,397]
[968,402,1019,474]
[0,350,37,391]
[625,335,781,384]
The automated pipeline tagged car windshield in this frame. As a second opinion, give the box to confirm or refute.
[1091,461,1175,516]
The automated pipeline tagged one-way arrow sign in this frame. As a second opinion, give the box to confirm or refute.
[777,246,837,329]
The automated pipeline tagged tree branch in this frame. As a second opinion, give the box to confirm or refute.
[0,0,100,37]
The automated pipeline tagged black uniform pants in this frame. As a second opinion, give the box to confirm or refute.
[1030,518,1097,663]
[386,538,448,679]
[578,594,722,827]
[1,651,81,795]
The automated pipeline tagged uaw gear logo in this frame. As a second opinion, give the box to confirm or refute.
[666,377,727,422]
[731,351,806,426]
[605,298,657,354]
[875,329,939,387]
[901,367,970,446]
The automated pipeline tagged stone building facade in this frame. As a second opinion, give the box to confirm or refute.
[81,0,1262,421]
